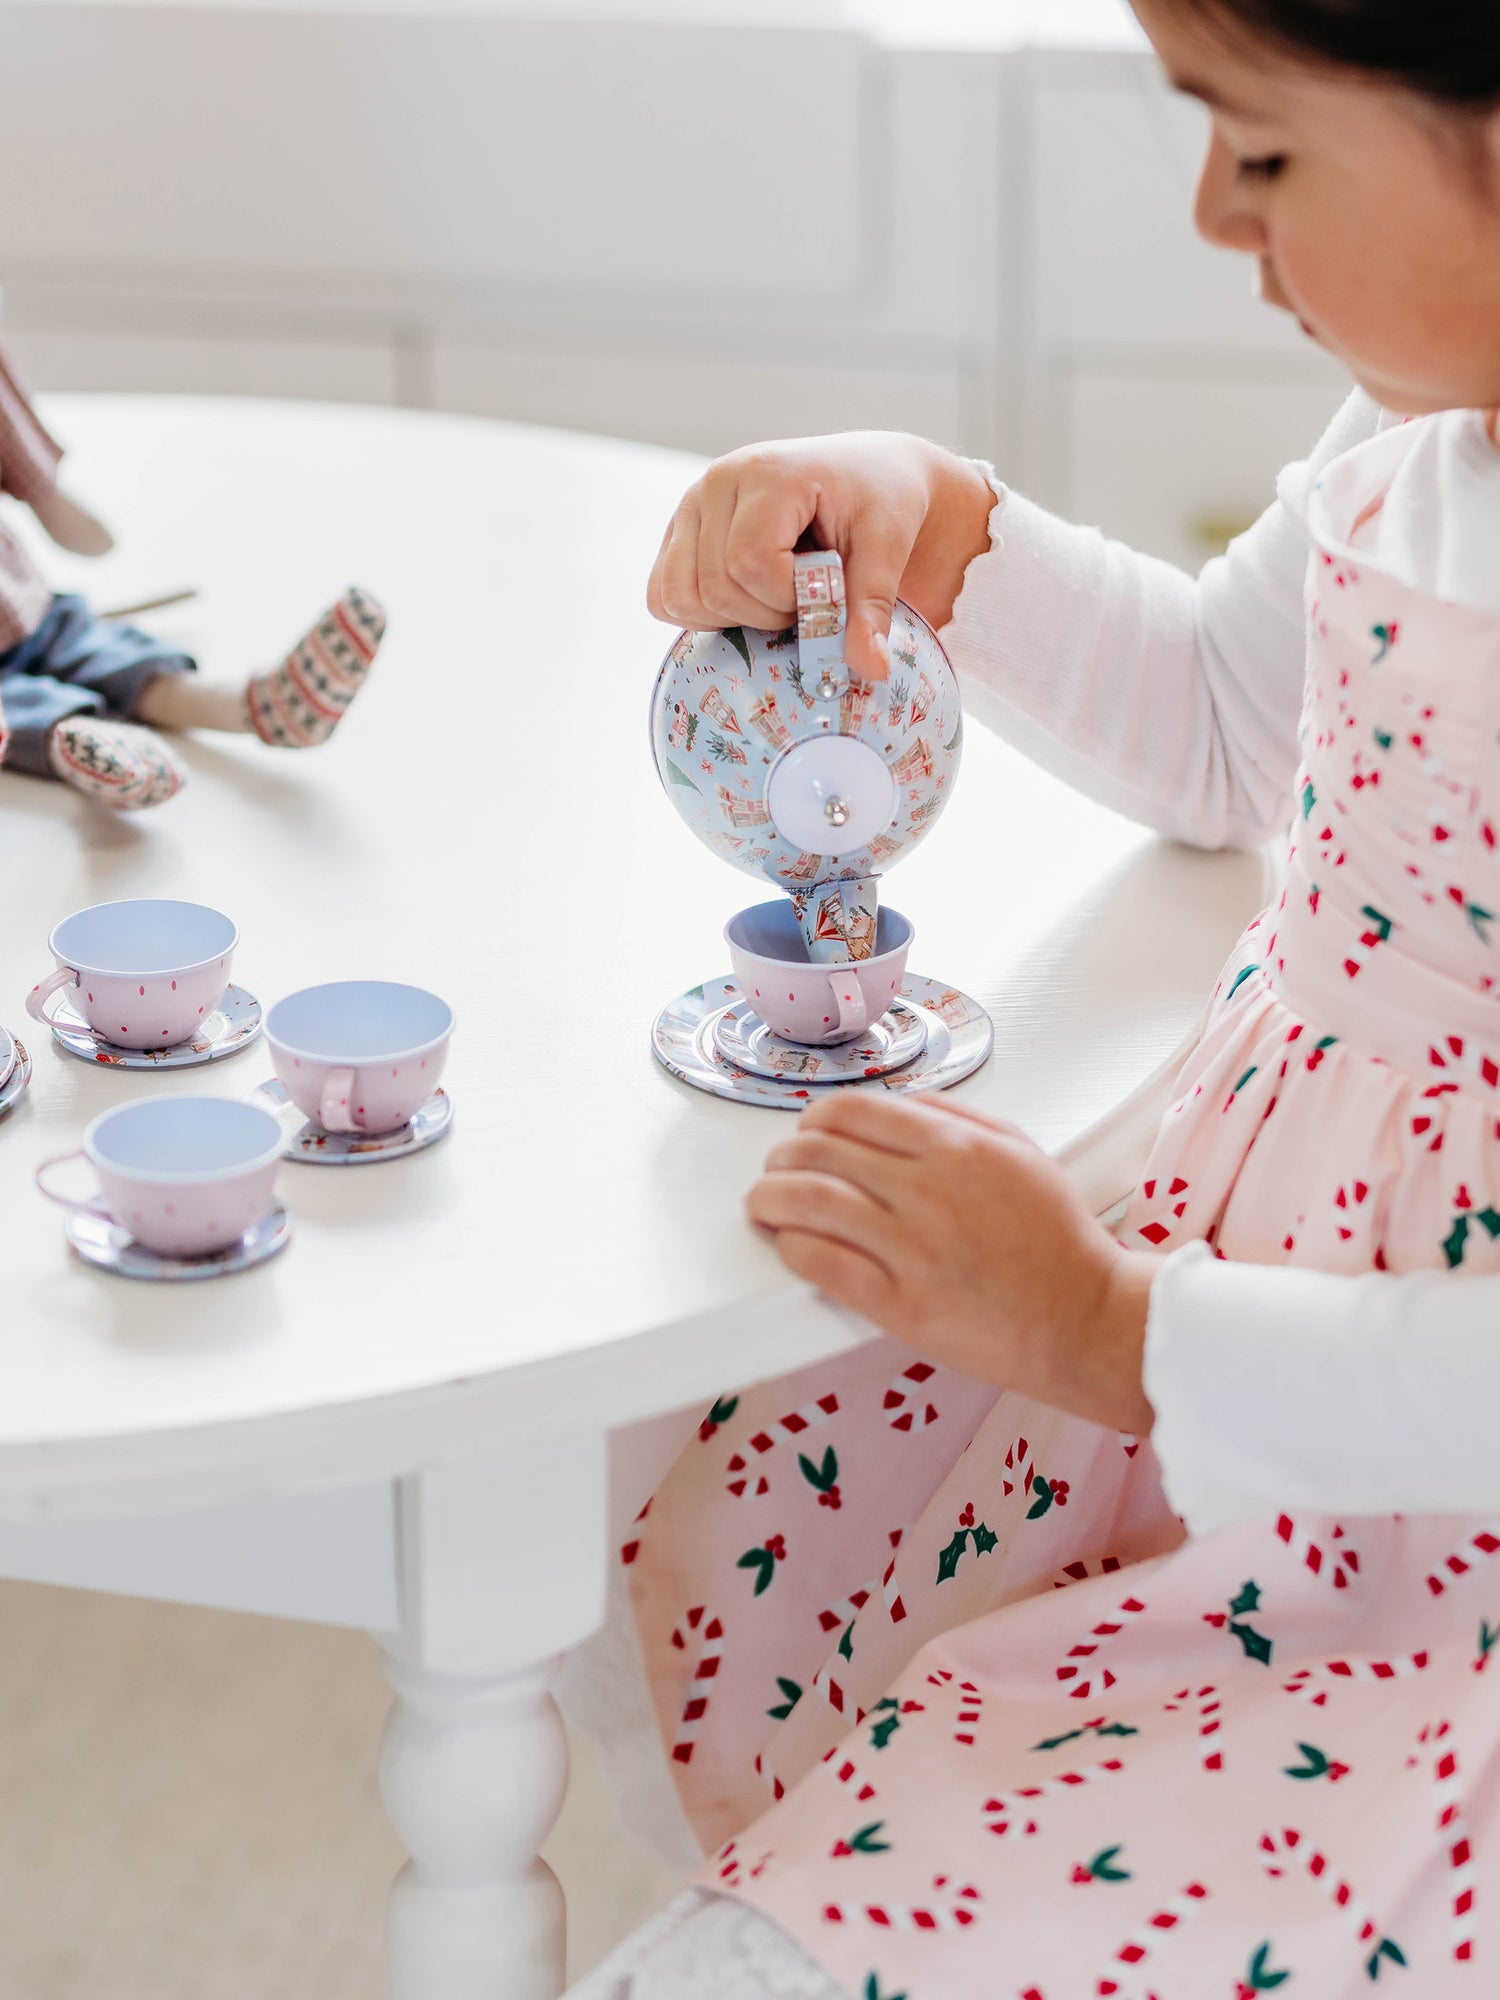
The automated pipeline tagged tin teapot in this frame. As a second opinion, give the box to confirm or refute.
[648,551,963,962]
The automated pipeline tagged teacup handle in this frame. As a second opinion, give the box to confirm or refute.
[26,966,78,1026]
[319,1067,359,1134]
[827,971,870,1041]
[34,1149,98,1217]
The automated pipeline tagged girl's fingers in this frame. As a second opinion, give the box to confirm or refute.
[697,479,793,631]
[650,495,705,626]
[772,1227,896,1321]
[912,1093,1031,1147]
[797,1088,955,1155]
[722,477,816,625]
[760,1128,905,1205]
[840,502,922,683]
[745,1168,894,1257]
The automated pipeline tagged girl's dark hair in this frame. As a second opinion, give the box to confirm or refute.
[1185,0,1500,103]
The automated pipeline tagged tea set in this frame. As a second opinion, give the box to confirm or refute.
[648,549,993,1107]
[1,552,988,1278]
[2,894,455,1282]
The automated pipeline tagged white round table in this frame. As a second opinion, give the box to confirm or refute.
[0,396,1267,1998]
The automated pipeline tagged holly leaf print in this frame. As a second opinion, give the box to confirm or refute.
[936,1529,970,1584]
[1086,1844,1132,1882]
[737,1541,783,1596]
[971,1522,999,1556]
[1480,1617,1500,1664]
[838,1621,855,1662]
[1026,1475,1055,1521]
[1229,1580,1263,1616]
[868,1698,904,1750]
[1094,1721,1140,1738]
[707,1394,739,1428]
[722,626,753,672]
[863,1977,907,2000]
[1226,963,1260,1001]
[1374,727,1394,751]
[1370,622,1398,664]
[1365,1936,1407,1979]
[1301,779,1317,820]
[1228,1619,1274,1666]
[799,1446,839,1493]
[845,1821,892,1855]
[1032,1725,1088,1752]
[767,1676,803,1721]
[1284,1742,1335,1780]
[1246,1940,1292,1990]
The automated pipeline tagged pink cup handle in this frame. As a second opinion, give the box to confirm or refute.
[319,1066,359,1134]
[34,1149,98,1217]
[26,966,78,1026]
[828,972,870,1040]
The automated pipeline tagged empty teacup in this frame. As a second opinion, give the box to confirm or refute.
[264,981,453,1135]
[35,1095,284,1257]
[27,898,237,1051]
[726,901,913,1047]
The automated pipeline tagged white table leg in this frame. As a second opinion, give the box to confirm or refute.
[380,1429,608,2000]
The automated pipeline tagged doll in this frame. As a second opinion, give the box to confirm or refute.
[0,343,384,811]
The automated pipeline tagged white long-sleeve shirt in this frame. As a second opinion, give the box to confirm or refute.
[941,389,1500,1537]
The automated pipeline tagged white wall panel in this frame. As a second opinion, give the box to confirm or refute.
[0,7,869,302]
[429,337,970,454]
[4,326,402,405]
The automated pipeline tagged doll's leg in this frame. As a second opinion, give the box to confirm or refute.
[48,714,184,809]
[0,671,184,809]
[136,587,386,748]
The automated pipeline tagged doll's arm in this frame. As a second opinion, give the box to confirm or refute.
[0,342,113,556]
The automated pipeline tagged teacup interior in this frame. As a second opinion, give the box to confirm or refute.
[727,899,912,964]
[53,899,236,974]
[266,981,453,1061]
[90,1097,282,1178]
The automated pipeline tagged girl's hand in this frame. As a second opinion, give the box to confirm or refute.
[647,432,995,681]
[746,1092,1160,1436]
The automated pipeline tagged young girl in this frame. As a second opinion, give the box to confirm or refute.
[570,3,1500,1993]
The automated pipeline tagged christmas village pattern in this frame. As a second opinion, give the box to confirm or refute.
[624,415,1500,1997]
[649,601,963,903]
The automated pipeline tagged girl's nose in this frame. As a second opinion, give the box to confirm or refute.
[1194,129,1267,257]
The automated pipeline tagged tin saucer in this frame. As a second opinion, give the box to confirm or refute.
[65,1199,292,1281]
[245,1076,454,1164]
[653,973,993,1110]
[47,984,263,1070]
[712,995,928,1082]
[0,1037,32,1119]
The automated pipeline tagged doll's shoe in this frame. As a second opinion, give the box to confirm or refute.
[48,716,186,810]
[247,587,386,748]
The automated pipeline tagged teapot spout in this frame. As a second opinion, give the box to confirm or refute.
[793,875,880,964]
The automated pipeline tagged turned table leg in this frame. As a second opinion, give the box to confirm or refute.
[379,1431,607,2000]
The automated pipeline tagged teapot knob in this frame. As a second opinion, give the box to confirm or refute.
[823,795,851,829]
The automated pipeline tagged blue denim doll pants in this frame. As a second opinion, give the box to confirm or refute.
[0,594,195,777]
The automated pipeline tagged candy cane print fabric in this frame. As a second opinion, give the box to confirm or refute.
[623,415,1500,1996]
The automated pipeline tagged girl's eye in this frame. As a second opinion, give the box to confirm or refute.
[1238,154,1288,182]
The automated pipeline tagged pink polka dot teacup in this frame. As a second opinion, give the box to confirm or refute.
[264,981,453,1135]
[26,898,237,1051]
[35,1095,284,1257]
[726,901,914,1047]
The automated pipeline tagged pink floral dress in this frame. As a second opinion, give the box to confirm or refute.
[626,415,1500,1998]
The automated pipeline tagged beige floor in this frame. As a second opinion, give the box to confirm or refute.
[0,1578,685,1997]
